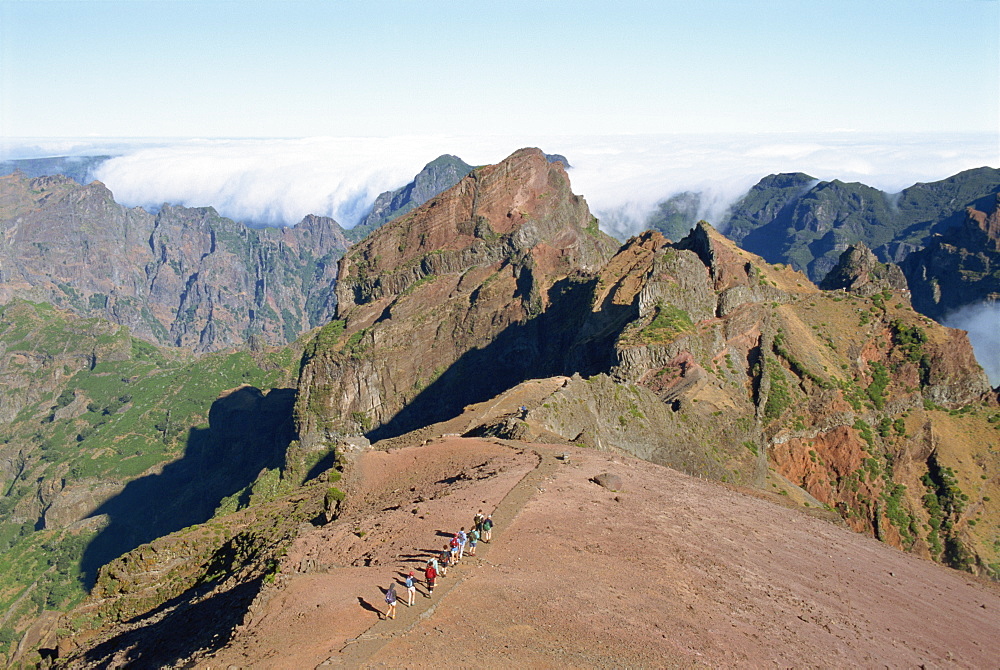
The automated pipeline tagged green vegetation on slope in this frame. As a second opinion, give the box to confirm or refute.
[0,300,300,656]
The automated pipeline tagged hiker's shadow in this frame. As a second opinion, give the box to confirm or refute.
[357,597,381,616]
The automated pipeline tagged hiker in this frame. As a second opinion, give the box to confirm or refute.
[482,515,493,542]
[474,509,485,532]
[450,533,460,563]
[439,545,451,576]
[468,526,480,556]
[405,571,416,606]
[425,562,437,595]
[457,527,468,560]
[385,583,397,619]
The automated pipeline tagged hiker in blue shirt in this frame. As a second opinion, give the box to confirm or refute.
[405,571,416,606]
[457,527,468,560]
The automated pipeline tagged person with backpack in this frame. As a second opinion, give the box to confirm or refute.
[474,509,485,533]
[425,561,437,596]
[405,571,416,606]
[450,533,460,563]
[482,515,493,542]
[457,527,468,560]
[439,545,451,577]
[384,583,397,619]
[468,527,480,556]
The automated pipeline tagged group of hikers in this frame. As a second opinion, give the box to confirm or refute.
[382,509,494,619]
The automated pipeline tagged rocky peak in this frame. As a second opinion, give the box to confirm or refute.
[296,148,618,444]
[677,220,756,292]
[285,214,351,252]
[334,147,614,314]
[819,243,908,297]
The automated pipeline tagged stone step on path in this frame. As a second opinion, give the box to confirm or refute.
[320,444,562,668]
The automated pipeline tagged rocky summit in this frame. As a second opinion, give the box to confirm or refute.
[296,147,618,444]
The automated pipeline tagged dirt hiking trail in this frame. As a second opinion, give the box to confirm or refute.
[195,433,1000,669]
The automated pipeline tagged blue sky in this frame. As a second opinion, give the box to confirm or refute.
[2,0,998,138]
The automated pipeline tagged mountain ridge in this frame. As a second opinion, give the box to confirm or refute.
[0,173,349,351]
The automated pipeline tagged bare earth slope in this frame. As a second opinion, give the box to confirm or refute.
[197,438,1000,669]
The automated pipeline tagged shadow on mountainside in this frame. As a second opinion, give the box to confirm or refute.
[79,387,297,588]
[72,575,265,668]
[368,275,637,442]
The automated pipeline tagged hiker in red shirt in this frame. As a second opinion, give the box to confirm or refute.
[425,561,437,596]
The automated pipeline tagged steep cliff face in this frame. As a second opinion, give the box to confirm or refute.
[295,148,619,447]
[901,195,1000,320]
[0,174,349,352]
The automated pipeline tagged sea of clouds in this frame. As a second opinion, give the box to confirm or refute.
[3,132,996,236]
[2,132,997,383]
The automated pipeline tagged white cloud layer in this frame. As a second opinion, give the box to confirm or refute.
[942,301,1000,388]
[3,133,995,234]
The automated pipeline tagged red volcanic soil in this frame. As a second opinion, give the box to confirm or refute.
[196,438,1000,669]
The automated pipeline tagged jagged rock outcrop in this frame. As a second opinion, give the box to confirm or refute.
[294,148,618,448]
[901,195,1000,319]
[0,173,349,351]
[820,243,909,297]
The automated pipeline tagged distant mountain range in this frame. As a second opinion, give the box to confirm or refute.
[0,155,110,185]
[0,173,348,352]
[720,167,1000,283]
